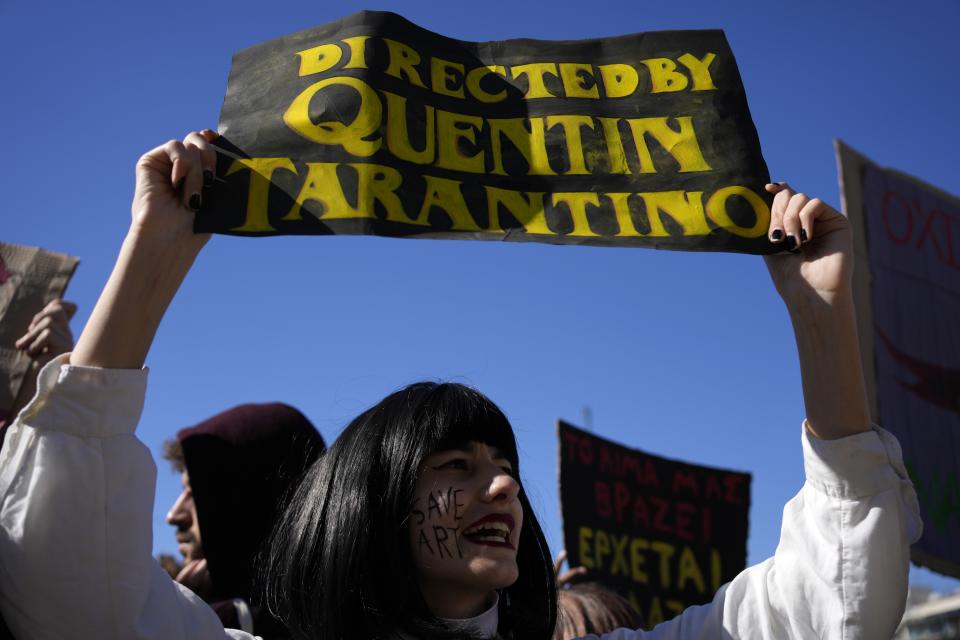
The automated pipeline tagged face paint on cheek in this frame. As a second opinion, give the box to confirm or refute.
[412,497,425,526]
[439,487,465,521]
[432,525,465,559]
[414,486,467,560]
[427,493,442,520]
[433,526,453,559]
[418,529,435,555]
[450,526,464,558]
[414,524,464,560]
[423,486,466,522]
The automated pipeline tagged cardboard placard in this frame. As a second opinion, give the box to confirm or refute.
[199,11,774,254]
[837,140,960,579]
[0,243,78,423]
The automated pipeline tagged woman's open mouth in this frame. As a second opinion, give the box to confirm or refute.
[462,513,516,549]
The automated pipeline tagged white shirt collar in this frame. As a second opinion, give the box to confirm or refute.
[439,591,499,638]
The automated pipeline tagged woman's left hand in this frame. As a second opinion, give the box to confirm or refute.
[762,182,871,438]
[763,182,854,309]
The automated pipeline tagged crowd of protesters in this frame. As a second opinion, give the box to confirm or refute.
[0,129,922,639]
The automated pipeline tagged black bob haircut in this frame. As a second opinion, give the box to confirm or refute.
[261,382,558,640]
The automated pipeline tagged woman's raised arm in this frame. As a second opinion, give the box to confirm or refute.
[71,130,216,369]
[592,184,920,640]
[762,181,871,439]
[0,132,255,640]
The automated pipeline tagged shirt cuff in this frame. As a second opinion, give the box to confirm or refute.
[15,353,148,438]
[801,421,911,500]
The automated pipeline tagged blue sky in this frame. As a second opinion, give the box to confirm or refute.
[3,0,959,599]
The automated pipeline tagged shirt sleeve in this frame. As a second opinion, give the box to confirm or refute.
[0,355,260,640]
[590,423,923,640]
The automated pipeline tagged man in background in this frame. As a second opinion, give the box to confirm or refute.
[163,403,325,638]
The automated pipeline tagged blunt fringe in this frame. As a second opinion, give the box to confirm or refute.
[261,382,557,640]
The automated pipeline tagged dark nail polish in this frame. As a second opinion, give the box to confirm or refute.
[771,229,783,241]
[203,170,214,187]
[785,235,798,251]
[801,228,808,243]
[189,193,202,211]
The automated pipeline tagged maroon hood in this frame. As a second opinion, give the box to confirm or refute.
[177,403,325,603]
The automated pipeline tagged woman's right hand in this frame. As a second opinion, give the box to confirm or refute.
[70,130,219,370]
[129,130,218,254]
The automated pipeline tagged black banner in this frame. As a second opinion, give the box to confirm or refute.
[199,11,774,253]
[559,420,751,629]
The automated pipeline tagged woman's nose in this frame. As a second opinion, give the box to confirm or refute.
[481,465,520,503]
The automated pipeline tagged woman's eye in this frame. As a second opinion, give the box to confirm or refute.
[437,458,468,470]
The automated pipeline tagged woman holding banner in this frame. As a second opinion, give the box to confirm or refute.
[0,130,921,640]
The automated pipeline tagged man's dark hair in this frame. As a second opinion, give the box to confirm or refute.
[162,438,186,473]
[262,382,558,640]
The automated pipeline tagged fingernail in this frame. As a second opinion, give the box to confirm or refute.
[189,193,202,211]
[203,170,213,187]
[174,177,186,193]
[785,235,798,252]
[800,229,808,243]
[771,229,783,242]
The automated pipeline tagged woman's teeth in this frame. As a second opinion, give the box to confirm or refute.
[463,522,510,542]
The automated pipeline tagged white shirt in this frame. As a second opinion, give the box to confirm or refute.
[0,357,922,639]
[393,594,500,639]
